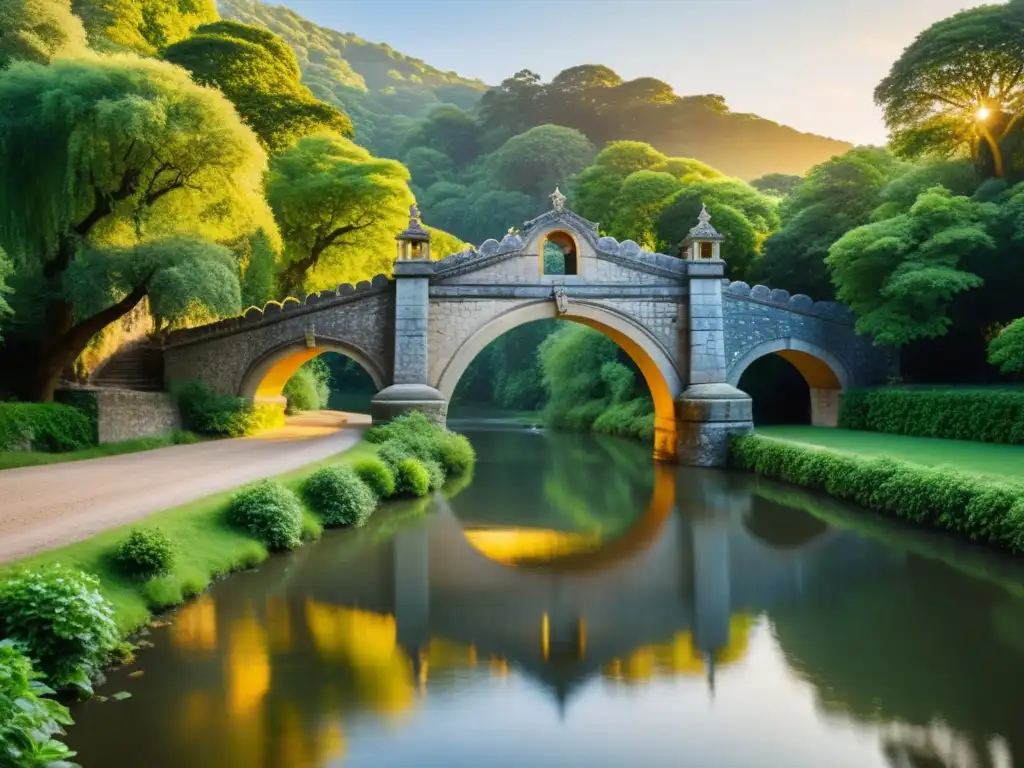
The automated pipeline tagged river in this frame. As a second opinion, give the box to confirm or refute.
[66,427,1024,768]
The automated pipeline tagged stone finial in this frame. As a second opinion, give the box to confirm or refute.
[687,204,724,241]
[550,186,567,212]
[396,203,430,260]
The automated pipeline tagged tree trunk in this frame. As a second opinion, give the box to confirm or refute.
[27,283,151,401]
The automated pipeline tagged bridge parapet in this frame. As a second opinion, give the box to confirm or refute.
[724,281,855,324]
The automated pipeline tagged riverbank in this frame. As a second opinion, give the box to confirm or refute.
[0,430,202,470]
[731,430,1024,554]
[0,411,367,565]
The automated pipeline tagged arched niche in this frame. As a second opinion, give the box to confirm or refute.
[433,300,682,461]
[239,337,387,405]
[540,229,580,276]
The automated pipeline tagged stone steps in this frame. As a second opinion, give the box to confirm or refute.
[91,344,164,392]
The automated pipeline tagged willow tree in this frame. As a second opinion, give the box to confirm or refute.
[162,20,352,152]
[267,133,414,293]
[875,3,1024,178]
[0,55,271,400]
[0,0,86,68]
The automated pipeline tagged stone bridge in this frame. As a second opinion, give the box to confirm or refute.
[163,194,893,465]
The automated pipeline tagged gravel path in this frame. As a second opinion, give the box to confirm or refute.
[0,411,368,565]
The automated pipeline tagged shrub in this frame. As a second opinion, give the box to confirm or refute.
[377,439,415,472]
[0,641,76,767]
[366,411,438,445]
[0,403,93,452]
[172,379,284,437]
[434,431,475,475]
[228,480,303,550]
[395,458,430,497]
[303,466,377,527]
[729,434,1024,553]
[353,458,396,499]
[114,528,175,579]
[423,459,446,491]
[0,566,120,692]
[839,387,1024,444]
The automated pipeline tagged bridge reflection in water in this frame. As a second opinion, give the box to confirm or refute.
[66,431,1024,768]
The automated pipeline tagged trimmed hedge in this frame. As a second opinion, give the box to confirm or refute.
[114,528,175,579]
[730,434,1024,553]
[302,466,376,527]
[839,388,1024,444]
[0,403,94,452]
[395,458,431,497]
[228,480,304,551]
[172,379,285,437]
[353,457,396,499]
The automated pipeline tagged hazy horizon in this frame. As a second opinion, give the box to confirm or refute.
[277,0,998,146]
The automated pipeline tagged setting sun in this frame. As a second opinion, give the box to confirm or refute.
[977,106,991,121]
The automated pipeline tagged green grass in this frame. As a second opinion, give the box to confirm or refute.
[0,442,377,634]
[758,426,1024,484]
[0,431,202,471]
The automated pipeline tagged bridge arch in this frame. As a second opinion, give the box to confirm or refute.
[239,336,387,404]
[433,300,683,461]
[727,338,849,427]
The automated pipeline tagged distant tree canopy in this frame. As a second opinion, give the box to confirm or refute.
[875,2,1024,178]
[0,0,86,68]
[751,173,803,198]
[489,125,596,198]
[0,54,271,400]
[71,0,216,55]
[162,20,352,152]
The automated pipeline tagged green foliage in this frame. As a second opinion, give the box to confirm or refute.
[73,0,217,55]
[238,228,280,308]
[838,388,1024,444]
[0,402,93,452]
[730,434,1024,553]
[0,565,120,691]
[434,431,476,476]
[228,479,303,550]
[172,379,284,437]
[489,124,595,198]
[302,465,376,527]
[607,170,681,248]
[989,319,1024,374]
[352,457,396,499]
[162,20,353,152]
[874,3,1024,177]
[422,459,446,492]
[750,173,803,198]
[827,187,994,345]
[267,133,413,292]
[0,246,10,338]
[0,0,86,68]
[0,640,76,768]
[283,357,331,413]
[113,528,175,580]
[394,457,430,497]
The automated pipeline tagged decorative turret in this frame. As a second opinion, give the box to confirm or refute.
[680,204,724,261]
[396,204,431,261]
[549,185,567,212]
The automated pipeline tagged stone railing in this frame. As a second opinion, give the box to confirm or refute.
[164,274,392,347]
[723,280,854,323]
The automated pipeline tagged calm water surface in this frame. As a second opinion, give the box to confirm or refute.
[67,428,1024,768]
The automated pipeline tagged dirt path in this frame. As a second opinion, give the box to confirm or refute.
[0,411,369,565]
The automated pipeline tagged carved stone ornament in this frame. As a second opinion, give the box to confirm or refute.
[552,286,569,315]
[550,186,567,213]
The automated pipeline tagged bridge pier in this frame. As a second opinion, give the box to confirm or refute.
[676,261,752,467]
[371,258,449,425]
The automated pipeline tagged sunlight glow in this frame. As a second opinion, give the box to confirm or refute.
[977,106,992,121]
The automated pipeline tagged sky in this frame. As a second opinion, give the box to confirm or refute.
[280,0,998,146]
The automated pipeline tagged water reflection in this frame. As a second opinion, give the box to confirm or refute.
[67,430,1024,768]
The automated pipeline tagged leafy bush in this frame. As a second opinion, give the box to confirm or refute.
[0,403,93,452]
[228,480,303,550]
[283,358,331,413]
[394,458,430,497]
[434,431,475,475]
[423,459,446,491]
[0,641,76,767]
[0,566,120,692]
[366,410,438,445]
[353,457,396,499]
[173,379,285,437]
[839,387,1024,444]
[114,528,175,579]
[303,466,377,527]
[729,434,1024,553]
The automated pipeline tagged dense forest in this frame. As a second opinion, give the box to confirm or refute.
[1,0,1023,440]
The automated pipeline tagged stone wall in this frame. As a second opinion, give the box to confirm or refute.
[59,387,182,444]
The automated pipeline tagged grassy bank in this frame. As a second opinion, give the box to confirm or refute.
[0,431,201,471]
[0,442,376,633]
[757,426,1024,482]
[731,432,1024,554]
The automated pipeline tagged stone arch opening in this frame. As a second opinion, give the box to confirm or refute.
[728,339,848,428]
[240,338,386,407]
[540,230,579,276]
[434,300,682,461]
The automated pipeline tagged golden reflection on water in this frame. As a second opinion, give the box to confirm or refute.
[463,528,603,565]
[171,596,218,651]
[602,615,753,685]
[226,608,271,716]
